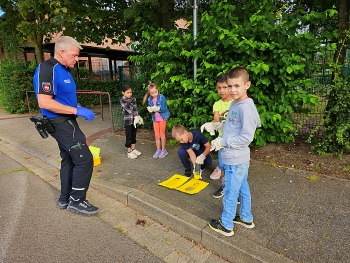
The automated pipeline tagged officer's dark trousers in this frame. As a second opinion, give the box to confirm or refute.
[50,118,93,202]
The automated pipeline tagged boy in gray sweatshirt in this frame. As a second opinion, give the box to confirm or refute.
[209,66,261,237]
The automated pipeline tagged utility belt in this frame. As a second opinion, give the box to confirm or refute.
[30,115,76,139]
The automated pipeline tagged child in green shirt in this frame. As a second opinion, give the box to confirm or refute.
[201,73,233,198]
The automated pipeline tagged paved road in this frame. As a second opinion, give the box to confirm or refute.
[0,151,163,263]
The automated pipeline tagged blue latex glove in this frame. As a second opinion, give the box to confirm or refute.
[76,106,95,121]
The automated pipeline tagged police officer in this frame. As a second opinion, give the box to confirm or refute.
[33,36,98,216]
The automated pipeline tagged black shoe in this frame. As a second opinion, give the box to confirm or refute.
[57,200,69,210]
[67,200,99,216]
[184,168,191,177]
[213,186,224,198]
[208,219,234,237]
[233,216,255,229]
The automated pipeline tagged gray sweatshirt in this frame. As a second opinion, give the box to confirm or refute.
[221,97,261,165]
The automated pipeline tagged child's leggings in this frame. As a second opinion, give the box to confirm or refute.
[153,121,167,138]
[124,124,136,148]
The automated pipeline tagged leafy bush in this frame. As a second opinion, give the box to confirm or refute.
[72,67,95,79]
[308,78,350,156]
[0,59,37,113]
[130,0,337,146]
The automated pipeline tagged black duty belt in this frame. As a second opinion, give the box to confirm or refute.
[50,115,77,125]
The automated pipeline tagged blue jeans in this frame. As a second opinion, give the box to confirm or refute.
[217,150,223,170]
[221,161,252,230]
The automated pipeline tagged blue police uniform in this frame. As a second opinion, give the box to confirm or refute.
[33,57,93,204]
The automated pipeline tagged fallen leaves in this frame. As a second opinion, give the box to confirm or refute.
[136,219,146,226]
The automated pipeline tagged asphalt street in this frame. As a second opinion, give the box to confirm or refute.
[0,151,163,263]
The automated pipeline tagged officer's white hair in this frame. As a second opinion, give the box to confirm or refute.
[54,36,82,55]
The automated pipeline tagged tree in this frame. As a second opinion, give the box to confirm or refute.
[0,9,23,60]
[0,0,130,63]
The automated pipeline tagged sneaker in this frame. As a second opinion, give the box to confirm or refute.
[132,149,142,156]
[213,186,224,198]
[67,200,99,216]
[208,219,234,237]
[127,151,137,159]
[184,168,192,177]
[153,150,161,158]
[159,150,168,158]
[57,200,69,210]
[233,216,255,229]
[210,166,222,180]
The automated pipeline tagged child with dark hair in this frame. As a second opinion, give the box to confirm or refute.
[120,84,143,159]
[201,73,234,198]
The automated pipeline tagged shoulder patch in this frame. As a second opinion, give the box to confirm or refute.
[42,82,51,92]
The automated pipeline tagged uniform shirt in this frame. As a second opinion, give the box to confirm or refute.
[180,130,208,155]
[33,57,77,118]
[120,96,138,125]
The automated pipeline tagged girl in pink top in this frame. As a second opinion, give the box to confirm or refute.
[142,81,171,158]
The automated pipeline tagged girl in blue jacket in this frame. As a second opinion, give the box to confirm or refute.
[142,81,170,158]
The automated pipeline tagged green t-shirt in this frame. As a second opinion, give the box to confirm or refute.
[213,99,233,135]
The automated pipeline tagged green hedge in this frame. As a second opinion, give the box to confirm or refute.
[0,59,36,113]
[75,79,120,107]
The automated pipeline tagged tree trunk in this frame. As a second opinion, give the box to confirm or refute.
[159,0,175,31]
[334,0,349,76]
[33,33,44,64]
[325,0,349,113]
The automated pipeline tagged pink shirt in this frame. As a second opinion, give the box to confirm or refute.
[152,98,164,122]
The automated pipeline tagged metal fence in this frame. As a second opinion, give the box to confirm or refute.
[292,88,328,141]
[292,48,350,140]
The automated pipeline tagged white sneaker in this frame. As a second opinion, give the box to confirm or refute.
[127,151,137,159]
[132,149,142,156]
[210,166,221,180]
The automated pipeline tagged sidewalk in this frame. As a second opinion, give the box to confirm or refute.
[0,107,349,263]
